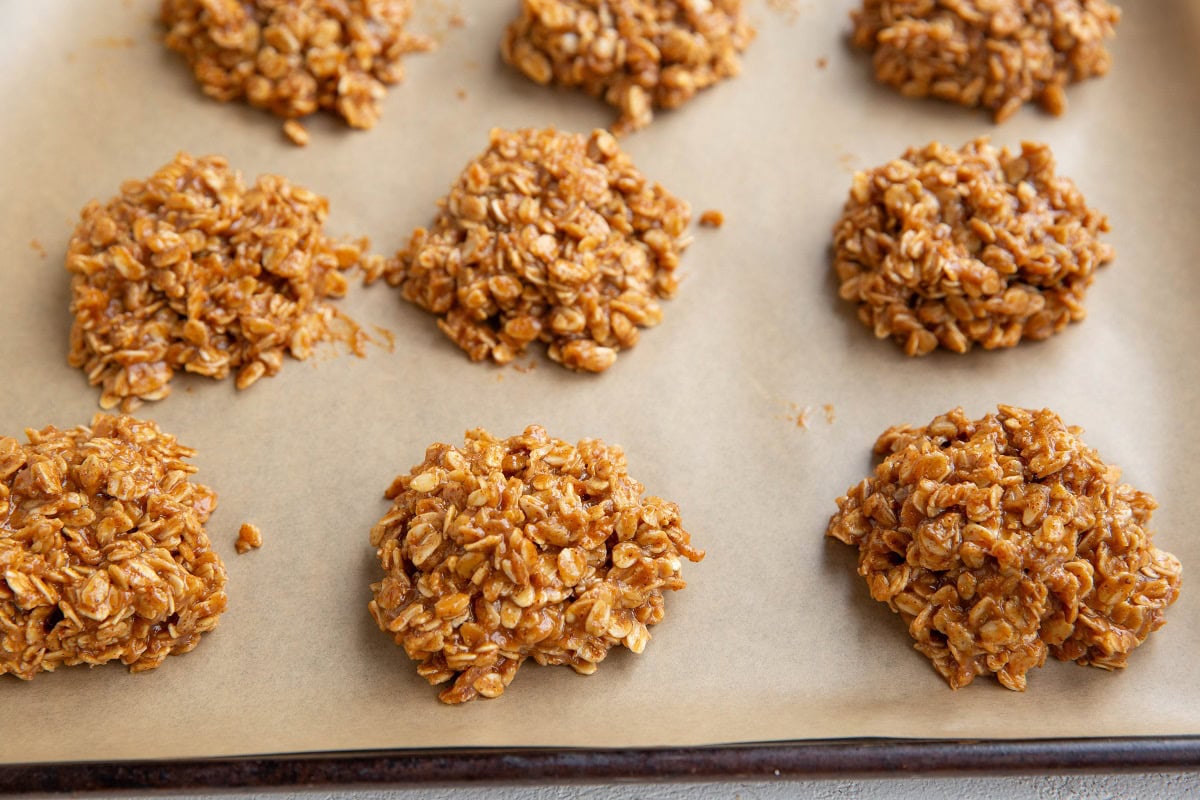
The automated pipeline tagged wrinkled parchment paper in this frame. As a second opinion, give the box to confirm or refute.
[1,0,1198,765]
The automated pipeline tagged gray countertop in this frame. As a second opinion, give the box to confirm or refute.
[45,772,1193,799]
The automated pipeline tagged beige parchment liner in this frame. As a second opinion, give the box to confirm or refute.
[1,0,1198,765]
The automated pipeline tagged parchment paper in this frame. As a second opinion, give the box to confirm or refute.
[1,0,1198,765]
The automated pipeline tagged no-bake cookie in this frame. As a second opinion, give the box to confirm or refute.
[67,153,378,410]
[162,0,433,132]
[369,425,703,703]
[827,406,1181,691]
[1,414,227,679]
[385,128,691,372]
[834,138,1112,356]
[852,0,1121,122]
[503,0,754,133]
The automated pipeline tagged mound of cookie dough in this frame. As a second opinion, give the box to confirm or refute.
[385,127,691,372]
[833,138,1112,357]
[162,0,433,131]
[502,0,754,133]
[369,425,704,703]
[67,152,378,411]
[852,0,1121,122]
[0,414,228,679]
[827,406,1181,691]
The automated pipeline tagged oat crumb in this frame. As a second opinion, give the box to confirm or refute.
[236,523,262,554]
[29,239,47,259]
[784,401,834,429]
[449,12,467,28]
[369,325,397,354]
[93,36,135,49]
[816,56,828,70]
[767,0,801,24]
[699,210,725,229]
[283,119,310,147]
[455,88,467,101]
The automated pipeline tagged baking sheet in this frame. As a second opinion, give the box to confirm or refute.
[2,0,1199,765]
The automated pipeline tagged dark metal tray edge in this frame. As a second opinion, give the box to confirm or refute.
[3,737,1199,794]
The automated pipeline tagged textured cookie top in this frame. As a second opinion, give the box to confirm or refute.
[852,0,1121,122]
[369,425,703,703]
[827,406,1181,691]
[834,138,1112,356]
[0,414,228,680]
[503,0,754,133]
[387,128,692,372]
[162,0,432,130]
[67,152,377,410]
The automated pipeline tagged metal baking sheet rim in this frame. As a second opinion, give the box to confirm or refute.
[3,0,1200,778]
[3,737,1200,793]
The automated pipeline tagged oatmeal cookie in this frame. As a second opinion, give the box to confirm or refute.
[833,138,1112,356]
[162,0,433,131]
[852,0,1121,122]
[0,414,228,679]
[502,0,754,133]
[827,406,1181,691]
[385,128,691,372]
[67,152,379,411]
[369,425,703,703]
